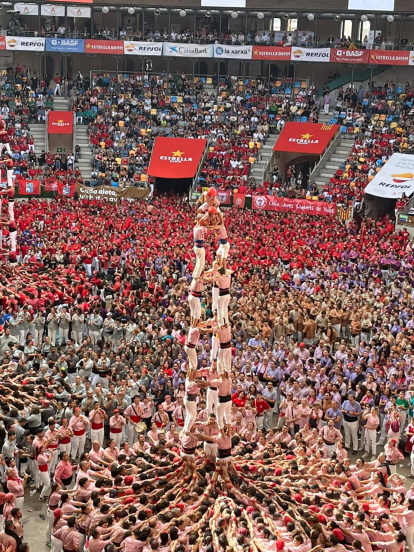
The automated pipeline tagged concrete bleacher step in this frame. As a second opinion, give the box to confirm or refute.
[74,124,91,180]
[53,97,70,110]
[29,123,46,154]
[312,136,354,189]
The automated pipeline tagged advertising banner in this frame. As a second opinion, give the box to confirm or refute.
[48,111,73,135]
[290,47,331,63]
[201,0,246,5]
[85,39,124,54]
[41,4,65,16]
[6,37,45,51]
[348,0,394,10]
[0,37,5,51]
[364,153,414,198]
[14,3,38,15]
[46,38,85,53]
[163,42,214,58]
[67,6,91,17]
[252,46,291,61]
[274,122,340,156]
[148,137,207,179]
[77,184,150,201]
[330,49,370,64]
[368,50,409,66]
[252,195,337,217]
[123,41,163,56]
[214,44,252,59]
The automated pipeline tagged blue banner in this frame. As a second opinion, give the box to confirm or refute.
[45,38,85,53]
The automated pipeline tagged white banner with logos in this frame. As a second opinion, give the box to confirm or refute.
[163,42,214,58]
[67,6,91,18]
[348,0,394,10]
[365,153,414,198]
[290,47,331,63]
[41,4,65,16]
[14,2,38,15]
[214,44,252,59]
[6,36,45,51]
[123,41,163,56]
[201,0,246,6]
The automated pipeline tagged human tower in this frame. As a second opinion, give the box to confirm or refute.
[178,187,235,477]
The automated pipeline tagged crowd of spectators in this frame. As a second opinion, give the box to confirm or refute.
[3,60,414,552]
[0,193,414,551]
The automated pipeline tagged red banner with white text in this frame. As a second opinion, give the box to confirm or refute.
[148,137,207,179]
[57,182,76,197]
[330,49,369,64]
[252,46,292,60]
[251,195,336,217]
[48,111,73,134]
[368,49,409,66]
[85,39,124,54]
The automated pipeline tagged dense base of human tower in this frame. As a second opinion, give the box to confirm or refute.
[0,187,414,552]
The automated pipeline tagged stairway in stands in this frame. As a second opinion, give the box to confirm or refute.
[312,110,355,190]
[29,123,46,155]
[74,124,91,182]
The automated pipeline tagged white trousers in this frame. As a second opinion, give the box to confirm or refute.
[184,345,198,371]
[211,334,219,361]
[8,197,14,221]
[325,442,338,457]
[90,427,104,447]
[192,246,205,279]
[59,442,71,456]
[218,347,232,375]
[73,330,83,345]
[39,470,51,498]
[110,430,123,448]
[10,230,16,252]
[48,328,57,345]
[71,433,86,459]
[0,143,11,155]
[183,399,197,433]
[365,428,377,456]
[15,496,24,510]
[217,294,230,326]
[89,330,100,346]
[188,294,202,320]
[212,286,219,313]
[343,420,359,451]
[46,508,54,542]
[204,442,218,459]
[217,399,232,429]
[207,388,218,415]
[127,423,140,444]
[59,328,69,345]
[51,534,63,552]
[405,526,414,552]
[216,241,230,260]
